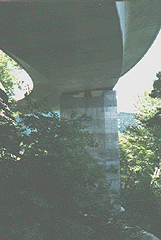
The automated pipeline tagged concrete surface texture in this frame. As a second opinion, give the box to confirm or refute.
[60,90,120,209]
[140,231,160,240]
[0,0,161,109]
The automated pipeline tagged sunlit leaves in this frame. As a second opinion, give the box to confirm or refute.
[0,50,22,95]
[119,73,161,236]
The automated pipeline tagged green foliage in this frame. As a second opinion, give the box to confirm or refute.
[150,72,161,99]
[0,95,21,158]
[134,89,161,123]
[1,102,143,239]
[145,72,161,130]
[0,50,23,95]
[119,73,161,238]
[0,54,144,239]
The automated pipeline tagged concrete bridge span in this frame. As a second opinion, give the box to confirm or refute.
[0,0,161,209]
[0,0,160,107]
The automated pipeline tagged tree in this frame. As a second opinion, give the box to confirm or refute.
[0,49,143,239]
[0,89,21,158]
[0,50,25,158]
[0,50,23,96]
[150,72,161,99]
[119,73,161,238]
[145,72,161,131]
[1,106,143,239]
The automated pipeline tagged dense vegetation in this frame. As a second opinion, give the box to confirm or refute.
[119,72,161,238]
[1,98,142,239]
[0,52,139,239]
[1,51,160,239]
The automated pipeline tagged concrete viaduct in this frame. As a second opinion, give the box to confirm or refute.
[0,0,161,210]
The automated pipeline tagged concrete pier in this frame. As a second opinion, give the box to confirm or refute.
[60,90,120,210]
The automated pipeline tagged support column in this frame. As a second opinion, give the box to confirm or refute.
[60,90,120,210]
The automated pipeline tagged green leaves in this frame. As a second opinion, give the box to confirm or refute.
[1,96,144,239]
[0,50,22,95]
[119,72,161,237]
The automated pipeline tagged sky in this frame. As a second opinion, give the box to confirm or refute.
[114,29,161,113]
[14,30,161,113]
[13,70,33,101]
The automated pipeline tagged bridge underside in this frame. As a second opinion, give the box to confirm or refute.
[1,2,122,103]
[0,1,161,109]
[0,1,161,209]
